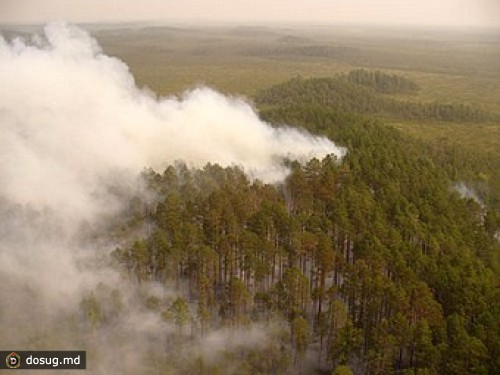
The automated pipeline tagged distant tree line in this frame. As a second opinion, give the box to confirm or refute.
[255,73,496,123]
[244,45,358,60]
[345,69,419,94]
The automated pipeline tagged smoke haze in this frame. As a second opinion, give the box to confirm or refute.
[1,0,499,28]
[0,23,342,372]
[0,23,342,216]
[454,182,484,206]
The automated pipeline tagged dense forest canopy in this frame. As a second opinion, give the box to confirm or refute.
[95,72,500,374]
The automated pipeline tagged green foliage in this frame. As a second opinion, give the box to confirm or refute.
[346,69,419,94]
[80,292,101,328]
[80,284,124,329]
[113,143,498,373]
[256,74,496,123]
[169,297,190,334]
[291,316,310,360]
[332,365,354,375]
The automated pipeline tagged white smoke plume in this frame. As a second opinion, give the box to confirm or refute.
[0,22,344,219]
[0,23,343,373]
[454,182,483,206]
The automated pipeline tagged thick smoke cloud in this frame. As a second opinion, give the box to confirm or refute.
[0,23,343,217]
[0,23,343,373]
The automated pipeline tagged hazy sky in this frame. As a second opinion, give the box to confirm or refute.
[0,0,499,27]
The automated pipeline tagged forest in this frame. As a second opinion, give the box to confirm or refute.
[1,22,498,374]
[86,71,500,374]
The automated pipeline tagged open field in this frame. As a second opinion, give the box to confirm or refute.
[91,25,500,113]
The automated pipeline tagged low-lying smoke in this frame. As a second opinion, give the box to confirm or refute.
[454,182,483,206]
[0,23,344,373]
